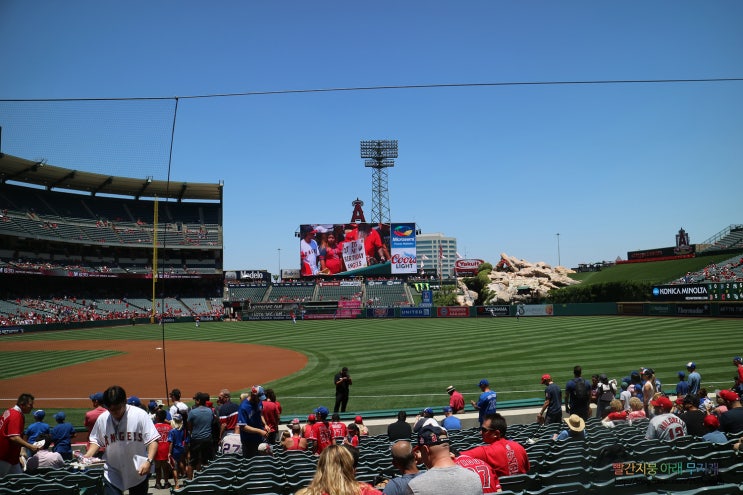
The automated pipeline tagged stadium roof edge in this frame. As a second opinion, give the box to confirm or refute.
[0,153,222,201]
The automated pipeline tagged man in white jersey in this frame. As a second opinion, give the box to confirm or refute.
[84,385,159,495]
[645,396,687,441]
[300,227,319,276]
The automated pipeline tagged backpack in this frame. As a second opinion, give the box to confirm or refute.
[572,379,589,404]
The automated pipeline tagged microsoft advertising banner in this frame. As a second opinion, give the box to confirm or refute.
[390,223,417,275]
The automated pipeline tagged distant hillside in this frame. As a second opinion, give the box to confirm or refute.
[569,252,743,286]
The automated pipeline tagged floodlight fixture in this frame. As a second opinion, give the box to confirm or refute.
[364,159,395,168]
[360,140,398,160]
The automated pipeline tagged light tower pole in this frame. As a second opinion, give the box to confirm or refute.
[556,233,561,267]
[360,140,397,225]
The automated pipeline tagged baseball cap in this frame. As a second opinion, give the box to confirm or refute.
[443,406,453,413]
[89,392,104,402]
[686,362,696,369]
[148,400,157,411]
[258,442,272,454]
[54,411,66,422]
[703,415,720,429]
[155,399,164,407]
[422,408,434,416]
[127,396,142,407]
[677,371,686,378]
[446,386,456,393]
[291,418,300,425]
[172,413,183,422]
[675,397,685,406]
[354,415,363,423]
[478,379,489,387]
[251,385,266,400]
[417,425,449,446]
[307,414,316,422]
[33,410,46,419]
[541,374,552,382]
[650,396,673,410]
[734,357,742,364]
[718,390,739,402]
[315,406,329,418]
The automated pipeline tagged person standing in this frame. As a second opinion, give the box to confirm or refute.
[216,389,239,438]
[470,379,497,426]
[83,385,159,495]
[446,386,465,414]
[538,374,563,425]
[168,389,190,420]
[186,392,214,479]
[334,367,353,413]
[564,365,591,420]
[0,393,39,476]
[152,409,173,490]
[262,389,281,444]
[686,362,701,396]
[237,386,267,459]
[300,227,320,276]
[50,412,76,461]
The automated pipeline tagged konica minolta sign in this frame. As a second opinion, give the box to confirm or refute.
[651,284,709,301]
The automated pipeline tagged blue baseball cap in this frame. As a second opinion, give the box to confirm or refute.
[478,379,489,387]
[687,362,696,370]
[422,407,434,416]
[89,392,104,402]
[54,411,66,422]
[127,396,142,407]
[33,409,46,419]
[443,406,453,413]
[314,406,329,417]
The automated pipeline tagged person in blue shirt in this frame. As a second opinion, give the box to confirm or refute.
[440,407,461,431]
[553,414,587,441]
[701,414,727,444]
[25,410,50,446]
[687,362,701,395]
[50,411,76,460]
[676,371,690,397]
[470,379,497,426]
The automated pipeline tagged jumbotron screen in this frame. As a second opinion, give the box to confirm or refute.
[299,222,416,277]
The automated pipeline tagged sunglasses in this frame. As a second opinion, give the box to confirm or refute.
[480,426,497,433]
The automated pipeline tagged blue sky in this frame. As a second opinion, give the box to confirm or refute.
[1,1,741,273]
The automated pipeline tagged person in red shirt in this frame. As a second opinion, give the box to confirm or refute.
[311,407,332,454]
[153,409,173,490]
[460,412,530,478]
[446,386,465,414]
[343,423,360,448]
[262,389,281,444]
[328,413,347,439]
[0,393,40,476]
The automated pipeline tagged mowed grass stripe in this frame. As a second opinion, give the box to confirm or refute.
[1,317,739,416]
[0,350,123,380]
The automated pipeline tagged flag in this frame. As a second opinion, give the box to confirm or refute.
[456,252,463,259]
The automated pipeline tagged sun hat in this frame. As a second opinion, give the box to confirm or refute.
[446,386,456,393]
[565,414,585,433]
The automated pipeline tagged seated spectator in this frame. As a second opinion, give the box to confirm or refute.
[441,407,461,431]
[602,399,628,425]
[718,390,743,434]
[619,382,632,412]
[329,413,347,439]
[344,423,360,448]
[413,408,438,433]
[645,396,687,441]
[628,397,646,421]
[387,411,412,442]
[677,394,706,437]
[382,440,420,495]
[296,444,382,495]
[282,420,308,451]
[354,416,369,437]
[702,415,728,444]
[460,412,530,477]
[553,414,587,441]
[25,434,64,473]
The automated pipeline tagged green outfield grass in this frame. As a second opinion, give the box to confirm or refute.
[1,316,740,428]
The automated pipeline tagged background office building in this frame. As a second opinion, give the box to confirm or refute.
[416,233,457,279]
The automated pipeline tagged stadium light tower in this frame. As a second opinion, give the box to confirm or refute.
[360,139,397,225]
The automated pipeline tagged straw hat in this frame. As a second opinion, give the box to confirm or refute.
[565,414,586,433]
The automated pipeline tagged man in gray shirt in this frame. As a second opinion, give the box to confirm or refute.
[187,392,216,478]
[383,440,420,495]
[407,425,482,495]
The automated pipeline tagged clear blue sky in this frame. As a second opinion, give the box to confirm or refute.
[1,1,741,273]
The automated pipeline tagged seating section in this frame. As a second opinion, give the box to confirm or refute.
[228,285,269,303]
[265,284,315,302]
[365,282,411,307]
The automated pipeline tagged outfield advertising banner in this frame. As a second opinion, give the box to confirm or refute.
[437,306,470,318]
[455,259,484,276]
[390,223,417,274]
[516,304,554,316]
[400,307,432,318]
[651,284,709,301]
[720,304,743,317]
[367,307,395,318]
[676,304,711,317]
[477,305,510,317]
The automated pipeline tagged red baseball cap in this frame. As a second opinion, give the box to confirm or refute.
[541,374,551,382]
[703,415,720,429]
[650,396,673,410]
[718,390,740,402]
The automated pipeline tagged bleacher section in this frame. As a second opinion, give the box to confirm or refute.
[700,225,743,253]
[365,281,411,307]
[265,284,316,302]
[315,282,363,302]
[163,419,743,495]
[670,254,743,284]
[227,285,269,303]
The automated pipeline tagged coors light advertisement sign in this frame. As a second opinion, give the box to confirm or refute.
[455,259,484,276]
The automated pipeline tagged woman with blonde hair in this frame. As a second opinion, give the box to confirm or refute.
[296,444,381,495]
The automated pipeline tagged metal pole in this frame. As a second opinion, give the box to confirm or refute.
[278,248,281,280]
[556,233,561,267]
